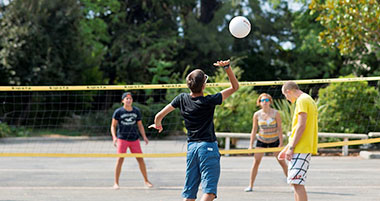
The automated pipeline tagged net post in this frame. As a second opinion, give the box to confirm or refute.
[225,136,230,157]
[342,137,348,156]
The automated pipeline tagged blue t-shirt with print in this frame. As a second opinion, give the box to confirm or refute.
[112,106,142,141]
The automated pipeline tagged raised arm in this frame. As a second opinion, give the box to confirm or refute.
[213,59,239,101]
[148,104,175,133]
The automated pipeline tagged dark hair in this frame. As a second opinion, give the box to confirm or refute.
[186,69,206,93]
[121,92,132,100]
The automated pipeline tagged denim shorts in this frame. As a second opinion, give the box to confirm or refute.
[182,141,220,199]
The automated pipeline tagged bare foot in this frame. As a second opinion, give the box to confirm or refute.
[113,184,120,190]
[145,181,153,188]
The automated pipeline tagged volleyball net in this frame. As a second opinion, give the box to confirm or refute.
[0,76,380,157]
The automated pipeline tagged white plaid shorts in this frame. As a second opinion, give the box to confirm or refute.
[287,153,311,185]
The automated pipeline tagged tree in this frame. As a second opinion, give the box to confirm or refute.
[178,0,297,81]
[98,0,183,85]
[0,0,102,85]
[318,75,380,133]
[309,0,380,76]
[284,8,345,79]
[176,0,232,76]
[79,0,120,75]
[240,0,294,81]
[309,0,380,55]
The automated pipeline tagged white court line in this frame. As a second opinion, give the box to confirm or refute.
[0,168,379,172]
[0,186,379,190]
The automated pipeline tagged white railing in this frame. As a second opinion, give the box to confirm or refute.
[368,132,380,137]
[216,132,369,156]
[317,132,368,156]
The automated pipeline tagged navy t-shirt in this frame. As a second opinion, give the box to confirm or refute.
[112,106,142,141]
[171,92,223,142]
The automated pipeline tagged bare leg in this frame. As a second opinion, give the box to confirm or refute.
[293,184,307,201]
[183,199,196,201]
[248,152,264,189]
[200,193,216,201]
[136,157,153,187]
[274,152,288,177]
[114,157,124,189]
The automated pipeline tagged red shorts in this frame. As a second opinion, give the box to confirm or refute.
[117,139,143,154]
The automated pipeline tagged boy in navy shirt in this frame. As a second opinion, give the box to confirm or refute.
[111,92,153,189]
[150,59,239,201]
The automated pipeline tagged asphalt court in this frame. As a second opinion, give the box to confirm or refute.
[0,139,379,201]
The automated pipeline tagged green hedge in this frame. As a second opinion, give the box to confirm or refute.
[0,122,30,137]
[318,75,380,133]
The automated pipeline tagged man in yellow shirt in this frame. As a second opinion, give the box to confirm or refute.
[280,81,318,201]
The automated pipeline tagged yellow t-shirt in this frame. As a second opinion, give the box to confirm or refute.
[290,93,318,154]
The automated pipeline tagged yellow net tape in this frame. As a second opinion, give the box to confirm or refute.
[0,138,379,158]
[1,76,380,91]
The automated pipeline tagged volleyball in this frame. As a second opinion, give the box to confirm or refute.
[229,16,251,38]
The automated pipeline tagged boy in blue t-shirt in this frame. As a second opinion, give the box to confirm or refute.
[111,92,153,189]
[149,59,239,201]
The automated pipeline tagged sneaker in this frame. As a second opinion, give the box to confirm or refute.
[244,187,253,192]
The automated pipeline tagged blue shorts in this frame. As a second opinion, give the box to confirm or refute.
[182,141,220,199]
